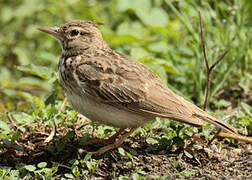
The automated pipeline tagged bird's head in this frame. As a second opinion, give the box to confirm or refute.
[38,20,107,52]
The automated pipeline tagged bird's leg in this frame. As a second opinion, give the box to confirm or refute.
[94,127,137,155]
[103,128,126,144]
[88,128,125,145]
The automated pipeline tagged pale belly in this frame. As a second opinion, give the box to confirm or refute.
[66,92,152,128]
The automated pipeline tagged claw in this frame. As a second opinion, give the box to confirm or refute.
[92,127,137,155]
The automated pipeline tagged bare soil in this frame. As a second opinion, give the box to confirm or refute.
[1,122,251,180]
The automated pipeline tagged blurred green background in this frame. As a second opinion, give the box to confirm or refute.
[0,0,252,178]
[0,0,251,109]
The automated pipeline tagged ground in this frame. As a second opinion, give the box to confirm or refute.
[1,117,251,179]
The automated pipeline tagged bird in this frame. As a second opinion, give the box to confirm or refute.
[38,20,237,155]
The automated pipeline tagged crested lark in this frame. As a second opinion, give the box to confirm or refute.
[38,20,237,155]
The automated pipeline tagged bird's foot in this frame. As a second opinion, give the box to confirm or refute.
[92,127,136,156]
[87,128,125,145]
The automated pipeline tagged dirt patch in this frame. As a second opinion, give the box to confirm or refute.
[0,123,251,179]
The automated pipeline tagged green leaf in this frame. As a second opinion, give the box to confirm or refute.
[17,77,52,91]
[45,106,57,119]
[13,47,30,65]
[37,162,47,168]
[11,112,35,125]
[117,0,168,27]
[11,132,21,143]
[38,52,58,64]
[117,0,151,13]
[184,150,193,159]
[64,131,75,140]
[180,169,195,178]
[146,137,159,144]
[126,152,134,161]
[108,34,141,47]
[118,147,125,156]
[1,6,13,23]
[241,102,252,117]
[79,134,93,146]
[117,21,146,39]
[155,58,180,75]
[45,90,59,105]
[14,0,43,19]
[148,41,168,53]
[0,67,11,86]
[16,64,53,80]
[72,166,80,178]
[216,99,232,108]
[17,91,34,103]
[64,173,75,179]
[137,7,169,27]
[34,97,46,110]
[0,120,10,132]
[130,48,149,60]
[167,129,177,139]
[24,165,36,172]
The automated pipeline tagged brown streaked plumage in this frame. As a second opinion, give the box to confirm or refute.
[38,20,237,155]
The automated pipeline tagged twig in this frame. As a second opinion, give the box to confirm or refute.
[209,108,252,144]
[44,121,56,143]
[199,11,230,110]
[199,12,210,110]
[208,109,241,145]
[198,12,252,144]
[218,132,252,143]
[54,163,72,170]
[44,97,67,143]
[209,47,231,72]
[6,112,25,133]
[75,122,90,131]
[199,12,210,73]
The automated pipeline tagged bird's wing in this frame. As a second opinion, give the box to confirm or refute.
[75,55,148,105]
[75,54,237,133]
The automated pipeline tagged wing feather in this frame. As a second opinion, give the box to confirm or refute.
[74,55,236,133]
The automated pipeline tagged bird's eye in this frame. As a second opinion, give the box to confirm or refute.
[70,29,79,37]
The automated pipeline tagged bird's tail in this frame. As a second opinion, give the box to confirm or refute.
[192,111,238,134]
[178,96,238,134]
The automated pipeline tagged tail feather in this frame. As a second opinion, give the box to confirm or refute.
[193,113,237,134]
[181,97,238,134]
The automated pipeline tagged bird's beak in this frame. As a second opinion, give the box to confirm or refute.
[38,26,62,40]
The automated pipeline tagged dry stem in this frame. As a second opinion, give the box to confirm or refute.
[198,12,251,144]
[199,12,230,111]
